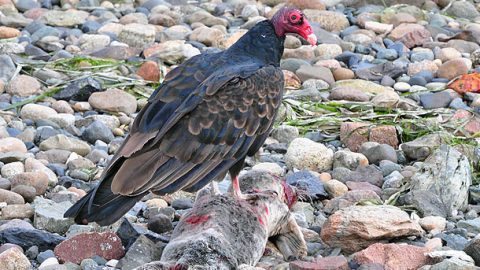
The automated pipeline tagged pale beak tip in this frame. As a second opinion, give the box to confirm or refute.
[307,34,317,46]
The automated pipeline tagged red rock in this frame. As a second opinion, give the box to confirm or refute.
[341,123,398,151]
[465,117,480,135]
[450,110,480,135]
[388,23,431,48]
[137,61,160,82]
[340,122,369,152]
[54,232,125,264]
[353,243,430,270]
[369,126,399,149]
[321,206,423,254]
[290,256,349,270]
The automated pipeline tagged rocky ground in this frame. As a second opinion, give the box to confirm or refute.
[0,0,479,269]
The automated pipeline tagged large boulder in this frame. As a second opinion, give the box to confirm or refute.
[402,145,471,217]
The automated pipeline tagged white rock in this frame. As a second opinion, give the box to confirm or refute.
[20,104,57,121]
[285,138,334,172]
[251,162,284,176]
[38,257,59,270]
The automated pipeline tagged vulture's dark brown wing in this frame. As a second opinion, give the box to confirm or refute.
[104,59,284,197]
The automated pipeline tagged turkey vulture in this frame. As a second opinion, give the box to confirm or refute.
[64,6,317,225]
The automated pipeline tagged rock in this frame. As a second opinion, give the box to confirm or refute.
[458,218,480,234]
[353,243,429,270]
[419,216,446,233]
[144,41,200,65]
[0,189,25,205]
[408,60,439,76]
[371,91,400,109]
[271,125,299,144]
[0,26,20,39]
[137,61,160,82]
[286,170,328,201]
[321,205,423,254]
[346,181,382,196]
[171,198,193,210]
[400,132,452,161]
[436,47,462,62]
[54,232,125,264]
[296,65,334,85]
[303,10,349,32]
[0,204,34,220]
[406,145,471,217]
[290,256,349,270]
[118,235,164,270]
[7,75,41,97]
[420,91,454,109]
[10,172,48,195]
[324,180,348,198]
[38,257,61,270]
[329,87,370,102]
[0,227,65,251]
[251,162,284,176]
[332,68,355,81]
[82,121,114,144]
[117,23,156,48]
[41,10,88,27]
[285,138,334,172]
[0,246,31,270]
[340,122,398,152]
[0,55,16,82]
[37,249,55,264]
[0,137,27,153]
[333,150,368,170]
[39,135,91,156]
[447,1,479,20]
[388,23,431,48]
[436,59,469,80]
[340,165,384,187]
[333,79,390,95]
[88,88,137,114]
[464,235,480,265]
[20,104,57,121]
[359,142,398,164]
[33,198,74,234]
[53,77,102,101]
[147,214,173,234]
[189,26,224,47]
[315,44,342,60]
[186,10,228,27]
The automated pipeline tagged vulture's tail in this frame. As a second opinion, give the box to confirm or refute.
[64,176,146,226]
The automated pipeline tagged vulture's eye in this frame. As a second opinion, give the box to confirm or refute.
[291,15,297,21]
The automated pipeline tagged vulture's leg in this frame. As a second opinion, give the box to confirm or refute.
[229,157,247,200]
[232,176,245,199]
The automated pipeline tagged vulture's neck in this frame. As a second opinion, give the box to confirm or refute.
[226,20,285,66]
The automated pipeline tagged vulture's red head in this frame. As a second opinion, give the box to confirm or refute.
[270,6,317,46]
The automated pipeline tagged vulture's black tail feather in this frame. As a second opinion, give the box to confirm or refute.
[64,177,146,226]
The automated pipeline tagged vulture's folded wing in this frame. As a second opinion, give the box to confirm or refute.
[103,57,284,197]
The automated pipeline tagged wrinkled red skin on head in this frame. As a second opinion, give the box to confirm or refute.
[270,6,317,45]
[281,181,297,209]
[184,214,210,225]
